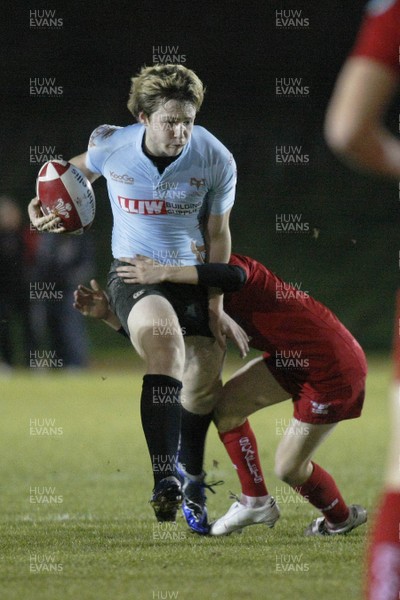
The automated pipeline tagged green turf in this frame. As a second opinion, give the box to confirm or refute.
[0,355,391,600]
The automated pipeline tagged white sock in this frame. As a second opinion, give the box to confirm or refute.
[240,493,269,508]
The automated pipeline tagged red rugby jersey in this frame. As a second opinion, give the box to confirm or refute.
[225,254,366,382]
[351,0,400,73]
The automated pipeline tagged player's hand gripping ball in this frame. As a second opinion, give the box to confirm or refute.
[36,160,95,234]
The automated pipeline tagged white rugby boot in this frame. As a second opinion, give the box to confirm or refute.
[210,495,280,536]
[304,504,367,536]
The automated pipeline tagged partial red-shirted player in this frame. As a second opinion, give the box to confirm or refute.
[366,292,400,600]
[325,0,400,178]
[326,0,400,597]
[79,253,368,537]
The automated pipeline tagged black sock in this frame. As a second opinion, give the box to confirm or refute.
[179,407,213,476]
[140,374,182,487]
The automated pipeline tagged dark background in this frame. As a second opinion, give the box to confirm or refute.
[1,0,398,352]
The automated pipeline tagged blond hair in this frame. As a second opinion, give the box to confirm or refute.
[127,64,205,118]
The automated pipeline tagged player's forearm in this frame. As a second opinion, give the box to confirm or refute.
[330,127,400,179]
[161,263,246,292]
[325,57,400,177]
[204,211,232,263]
[205,221,232,314]
[206,228,231,264]
[206,238,229,318]
[161,265,199,284]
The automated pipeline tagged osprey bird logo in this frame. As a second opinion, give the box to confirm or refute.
[190,177,205,189]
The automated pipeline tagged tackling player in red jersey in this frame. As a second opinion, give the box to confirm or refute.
[326,1,400,598]
[75,253,368,537]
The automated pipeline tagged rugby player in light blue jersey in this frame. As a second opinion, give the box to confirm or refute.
[28,64,249,529]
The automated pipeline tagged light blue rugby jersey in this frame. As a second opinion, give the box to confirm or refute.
[85,123,237,265]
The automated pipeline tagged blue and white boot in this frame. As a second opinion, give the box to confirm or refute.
[178,464,223,535]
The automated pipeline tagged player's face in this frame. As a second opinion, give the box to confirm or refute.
[139,99,196,157]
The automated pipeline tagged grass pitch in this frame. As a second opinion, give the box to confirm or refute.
[0,354,390,600]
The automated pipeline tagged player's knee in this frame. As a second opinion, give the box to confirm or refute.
[145,340,185,379]
[213,404,245,433]
[182,380,222,415]
[141,332,185,379]
[183,393,217,415]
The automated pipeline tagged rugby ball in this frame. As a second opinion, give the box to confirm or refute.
[36,160,95,234]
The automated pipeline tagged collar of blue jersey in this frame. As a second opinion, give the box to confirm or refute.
[136,123,191,166]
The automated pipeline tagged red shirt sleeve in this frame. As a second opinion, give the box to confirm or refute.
[229,253,252,280]
[351,0,400,74]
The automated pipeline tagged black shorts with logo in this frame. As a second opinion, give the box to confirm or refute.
[107,260,213,338]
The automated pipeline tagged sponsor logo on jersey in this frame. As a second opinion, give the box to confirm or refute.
[118,196,202,215]
[118,197,167,215]
[190,177,205,189]
[110,171,134,184]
